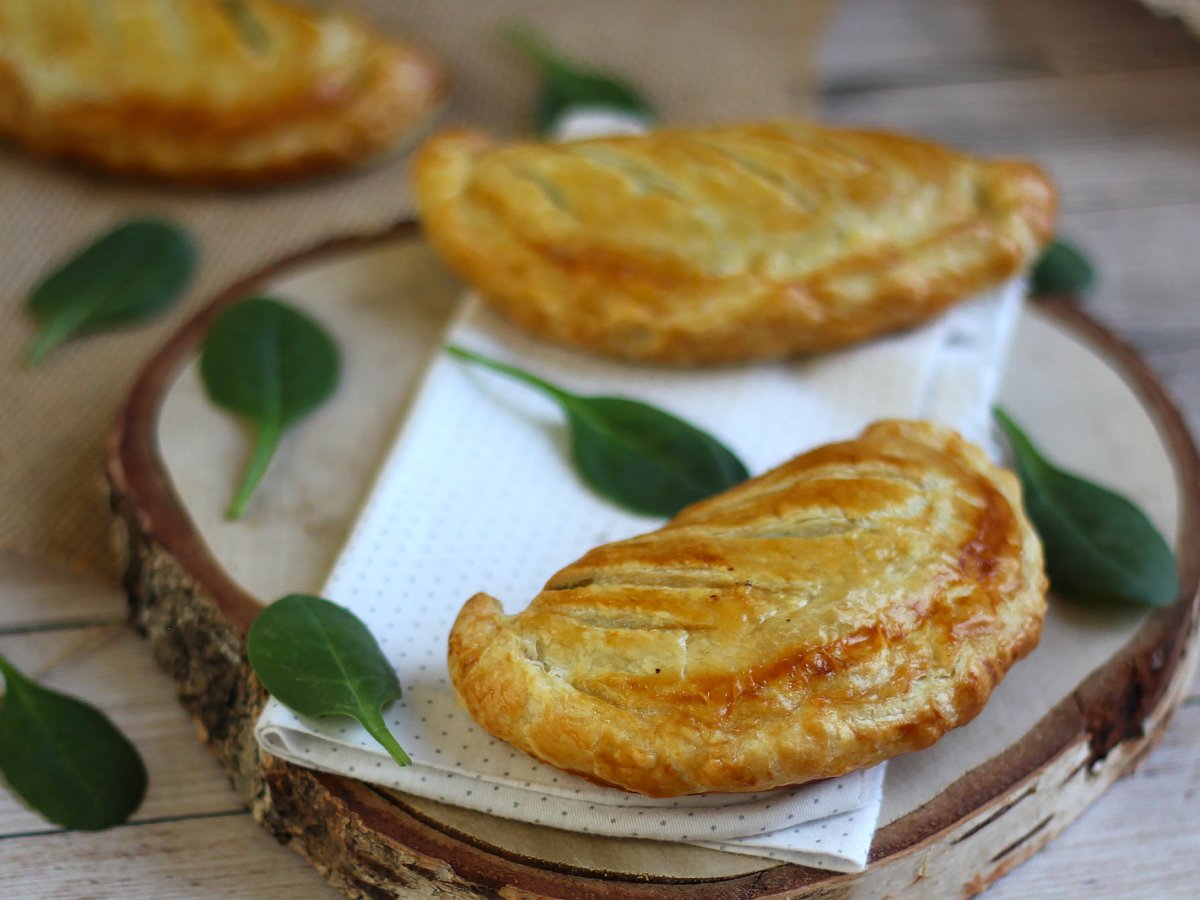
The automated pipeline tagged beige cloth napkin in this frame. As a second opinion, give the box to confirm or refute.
[0,0,832,579]
[256,271,1024,872]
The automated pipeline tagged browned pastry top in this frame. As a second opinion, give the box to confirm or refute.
[414,122,1056,364]
[448,420,1047,797]
[0,0,448,184]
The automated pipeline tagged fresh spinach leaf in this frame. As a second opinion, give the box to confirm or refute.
[995,408,1178,607]
[501,22,655,136]
[1031,239,1095,299]
[247,595,411,768]
[446,345,748,517]
[0,654,147,831]
[25,217,196,365]
[200,297,340,520]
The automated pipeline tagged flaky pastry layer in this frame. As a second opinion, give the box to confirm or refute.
[448,421,1047,797]
[414,123,1056,364]
[0,0,448,184]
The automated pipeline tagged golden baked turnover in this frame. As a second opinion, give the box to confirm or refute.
[414,122,1056,364]
[0,0,448,184]
[448,420,1047,796]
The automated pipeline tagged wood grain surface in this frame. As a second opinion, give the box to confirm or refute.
[3,0,1199,896]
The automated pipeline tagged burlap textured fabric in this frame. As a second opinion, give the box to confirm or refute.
[0,0,832,579]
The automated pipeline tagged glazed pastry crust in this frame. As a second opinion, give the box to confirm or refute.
[0,0,449,184]
[448,421,1047,797]
[414,123,1056,364]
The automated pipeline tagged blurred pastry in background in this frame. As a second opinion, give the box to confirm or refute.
[414,123,1056,365]
[0,0,449,185]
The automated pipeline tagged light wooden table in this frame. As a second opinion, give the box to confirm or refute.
[2,0,1199,895]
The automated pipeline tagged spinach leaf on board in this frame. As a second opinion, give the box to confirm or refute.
[247,595,411,768]
[0,654,147,831]
[1031,239,1096,299]
[446,345,749,518]
[25,217,196,365]
[995,408,1178,607]
[200,297,340,520]
[501,22,655,136]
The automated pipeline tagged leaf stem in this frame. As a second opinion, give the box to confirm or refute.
[26,317,78,365]
[362,715,412,768]
[227,421,282,519]
[220,0,269,51]
[993,407,1044,475]
[445,344,572,404]
[500,22,572,79]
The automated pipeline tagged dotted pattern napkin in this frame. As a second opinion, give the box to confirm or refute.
[256,275,1023,873]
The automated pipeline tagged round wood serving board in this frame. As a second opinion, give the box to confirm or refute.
[108,223,1199,899]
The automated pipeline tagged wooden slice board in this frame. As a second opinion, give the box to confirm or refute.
[107,223,1200,898]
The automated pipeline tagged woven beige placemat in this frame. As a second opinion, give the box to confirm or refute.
[0,0,833,580]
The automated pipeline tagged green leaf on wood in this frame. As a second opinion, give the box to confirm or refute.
[0,654,147,831]
[25,217,196,365]
[1031,239,1096,299]
[446,345,749,518]
[247,595,411,768]
[200,297,340,519]
[995,408,1178,607]
[501,22,655,136]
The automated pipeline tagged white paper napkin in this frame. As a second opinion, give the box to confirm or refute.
[256,274,1024,873]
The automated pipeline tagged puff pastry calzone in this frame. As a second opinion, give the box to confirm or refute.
[448,421,1046,797]
[0,0,448,184]
[414,122,1056,364]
